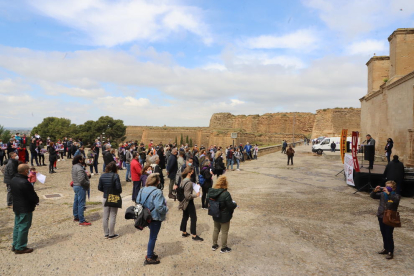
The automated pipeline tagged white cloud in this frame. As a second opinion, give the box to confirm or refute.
[346,39,387,55]
[242,29,319,50]
[0,78,31,94]
[304,0,414,37]
[27,0,212,47]
[0,46,366,127]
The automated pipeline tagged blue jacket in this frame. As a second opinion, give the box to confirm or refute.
[136,186,168,221]
[98,172,122,198]
[244,144,252,153]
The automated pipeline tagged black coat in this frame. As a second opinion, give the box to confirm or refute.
[49,147,57,162]
[11,174,39,214]
[3,158,18,184]
[384,160,405,193]
[201,166,212,187]
[103,150,114,165]
[385,142,393,154]
[157,149,166,170]
[215,156,225,172]
[30,143,37,153]
[98,172,122,199]
[166,154,178,180]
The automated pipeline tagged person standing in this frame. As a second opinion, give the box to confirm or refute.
[37,140,46,166]
[0,139,4,166]
[366,134,376,169]
[166,148,178,199]
[370,181,401,260]
[178,167,203,241]
[244,142,252,160]
[282,140,288,154]
[385,138,394,164]
[131,152,143,202]
[253,144,259,160]
[48,142,57,174]
[87,146,99,176]
[207,175,237,253]
[102,144,113,172]
[10,164,39,254]
[125,146,132,182]
[200,160,213,209]
[137,173,168,265]
[4,152,19,208]
[150,155,164,190]
[67,138,73,159]
[226,148,234,171]
[98,162,122,239]
[234,148,242,171]
[30,138,39,167]
[286,145,295,165]
[383,155,404,195]
[71,155,91,226]
[330,141,336,152]
[214,151,225,178]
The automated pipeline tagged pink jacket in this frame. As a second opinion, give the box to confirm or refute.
[28,172,37,183]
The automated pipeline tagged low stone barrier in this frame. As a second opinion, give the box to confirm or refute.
[258,141,304,157]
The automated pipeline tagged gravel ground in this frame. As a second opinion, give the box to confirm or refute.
[1,145,414,276]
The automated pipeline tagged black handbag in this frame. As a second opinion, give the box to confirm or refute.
[105,173,122,208]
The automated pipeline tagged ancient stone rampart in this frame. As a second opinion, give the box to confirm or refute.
[311,108,361,138]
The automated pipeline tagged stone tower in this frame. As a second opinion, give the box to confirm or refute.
[388,28,414,84]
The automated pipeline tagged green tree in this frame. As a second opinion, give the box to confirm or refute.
[186,135,189,144]
[31,117,73,141]
[93,116,126,145]
[0,125,11,143]
[77,120,97,146]
[175,136,177,145]
[180,133,184,145]
[189,138,193,147]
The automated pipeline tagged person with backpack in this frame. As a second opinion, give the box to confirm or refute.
[98,162,122,239]
[136,173,168,265]
[200,160,213,209]
[207,175,237,253]
[286,145,295,165]
[178,166,203,241]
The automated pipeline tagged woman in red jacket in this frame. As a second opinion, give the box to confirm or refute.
[131,152,142,202]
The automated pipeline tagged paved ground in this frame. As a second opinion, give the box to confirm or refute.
[1,145,414,276]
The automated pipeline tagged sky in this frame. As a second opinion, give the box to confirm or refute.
[0,0,413,128]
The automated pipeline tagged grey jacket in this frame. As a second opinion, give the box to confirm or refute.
[71,163,90,190]
[4,159,18,184]
[125,150,132,164]
[178,178,197,211]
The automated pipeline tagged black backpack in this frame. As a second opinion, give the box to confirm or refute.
[208,190,225,218]
[176,181,190,202]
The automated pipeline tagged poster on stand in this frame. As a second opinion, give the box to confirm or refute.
[351,131,360,172]
[340,129,348,164]
[344,153,355,186]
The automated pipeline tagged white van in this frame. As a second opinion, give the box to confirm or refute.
[312,137,353,154]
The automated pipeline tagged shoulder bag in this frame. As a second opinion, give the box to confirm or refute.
[383,209,401,227]
[105,173,122,208]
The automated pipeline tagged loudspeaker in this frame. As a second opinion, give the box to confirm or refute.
[346,141,351,153]
[364,145,375,161]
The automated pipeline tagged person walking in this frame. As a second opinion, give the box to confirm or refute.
[166,148,178,199]
[131,152,143,202]
[98,162,122,239]
[200,160,213,209]
[4,152,19,208]
[282,140,287,154]
[385,138,394,164]
[370,181,401,260]
[10,164,39,254]
[286,145,295,165]
[48,142,57,174]
[207,175,237,253]
[178,166,203,241]
[71,155,91,226]
[137,173,168,265]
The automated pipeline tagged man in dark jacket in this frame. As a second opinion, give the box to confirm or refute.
[30,138,39,166]
[331,141,336,152]
[67,138,73,159]
[4,152,19,208]
[166,148,178,199]
[384,155,405,194]
[11,164,39,254]
[102,144,113,172]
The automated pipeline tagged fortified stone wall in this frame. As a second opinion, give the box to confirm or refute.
[209,112,315,134]
[311,108,361,138]
[125,109,360,147]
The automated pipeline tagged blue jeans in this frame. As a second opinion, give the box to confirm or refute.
[126,163,131,180]
[147,220,162,258]
[226,159,234,170]
[236,159,240,169]
[73,186,86,222]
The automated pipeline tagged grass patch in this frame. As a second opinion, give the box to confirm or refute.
[86,201,103,206]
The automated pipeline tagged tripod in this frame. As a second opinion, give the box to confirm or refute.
[353,163,374,194]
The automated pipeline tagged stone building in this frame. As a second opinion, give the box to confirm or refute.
[360,28,414,165]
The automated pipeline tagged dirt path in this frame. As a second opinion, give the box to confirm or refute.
[1,146,414,275]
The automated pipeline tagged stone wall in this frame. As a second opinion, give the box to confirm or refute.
[209,112,315,134]
[311,108,361,138]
